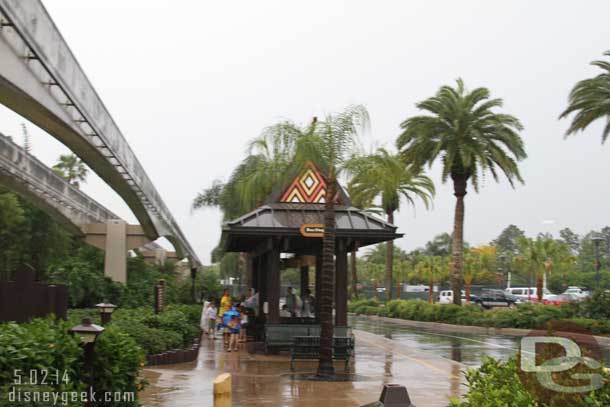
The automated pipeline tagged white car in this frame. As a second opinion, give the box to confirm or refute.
[439,290,476,304]
[504,287,557,302]
[562,286,590,300]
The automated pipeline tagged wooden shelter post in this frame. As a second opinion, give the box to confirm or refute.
[258,253,268,318]
[315,254,322,320]
[335,239,348,326]
[267,240,281,324]
[299,265,309,296]
[246,254,254,289]
[251,255,259,292]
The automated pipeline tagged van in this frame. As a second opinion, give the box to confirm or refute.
[438,290,477,304]
[505,287,556,301]
[439,290,453,304]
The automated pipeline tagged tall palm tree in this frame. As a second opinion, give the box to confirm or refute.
[560,51,610,143]
[344,187,373,300]
[52,154,88,188]
[397,79,526,305]
[346,148,435,299]
[192,121,310,220]
[239,121,310,209]
[294,105,369,378]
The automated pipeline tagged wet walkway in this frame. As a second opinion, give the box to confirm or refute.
[140,316,610,406]
[140,329,471,406]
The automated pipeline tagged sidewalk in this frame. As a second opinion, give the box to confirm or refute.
[140,330,464,406]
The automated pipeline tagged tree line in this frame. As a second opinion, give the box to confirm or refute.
[356,225,610,303]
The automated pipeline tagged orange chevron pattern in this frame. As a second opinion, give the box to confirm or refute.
[280,162,327,203]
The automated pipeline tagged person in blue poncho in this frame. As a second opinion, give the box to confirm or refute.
[217,306,240,351]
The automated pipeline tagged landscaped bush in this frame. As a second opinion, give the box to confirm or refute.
[448,357,610,407]
[574,290,610,320]
[0,317,146,406]
[349,299,610,334]
[67,304,202,355]
[111,319,183,355]
[0,318,82,406]
[91,325,147,400]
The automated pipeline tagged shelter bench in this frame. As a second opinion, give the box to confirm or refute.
[290,336,354,372]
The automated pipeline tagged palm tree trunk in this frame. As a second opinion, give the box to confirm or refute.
[396,279,401,299]
[428,278,434,304]
[465,282,471,304]
[350,251,358,299]
[450,174,467,305]
[385,211,395,300]
[536,276,544,302]
[317,178,337,377]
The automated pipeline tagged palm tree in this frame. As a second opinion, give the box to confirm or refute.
[463,246,495,304]
[560,51,610,143]
[397,79,526,305]
[346,148,435,299]
[344,189,373,300]
[395,260,413,298]
[518,235,575,301]
[52,154,88,188]
[410,256,447,303]
[293,105,369,378]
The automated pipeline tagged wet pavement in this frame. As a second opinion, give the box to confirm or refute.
[140,316,607,406]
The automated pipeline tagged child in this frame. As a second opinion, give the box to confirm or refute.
[239,306,248,343]
[206,301,217,339]
[227,314,241,352]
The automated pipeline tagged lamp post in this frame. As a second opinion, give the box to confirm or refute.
[190,267,198,303]
[95,300,117,326]
[70,318,104,401]
[591,234,604,287]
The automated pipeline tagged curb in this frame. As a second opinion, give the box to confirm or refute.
[146,335,201,366]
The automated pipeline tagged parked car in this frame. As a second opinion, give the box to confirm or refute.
[562,286,591,301]
[439,290,478,304]
[504,292,523,305]
[504,287,557,302]
[473,289,518,309]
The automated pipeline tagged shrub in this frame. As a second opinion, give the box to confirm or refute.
[349,298,610,334]
[111,319,182,355]
[68,305,202,355]
[0,318,82,404]
[449,356,610,407]
[0,317,147,406]
[577,291,610,320]
[92,325,147,404]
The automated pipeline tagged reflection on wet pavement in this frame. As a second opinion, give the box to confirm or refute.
[350,316,521,367]
[142,315,610,406]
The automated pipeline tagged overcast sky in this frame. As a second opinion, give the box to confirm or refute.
[1,1,609,264]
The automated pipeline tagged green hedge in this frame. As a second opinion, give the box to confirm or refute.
[68,304,202,355]
[348,298,610,334]
[449,357,610,407]
[0,317,146,407]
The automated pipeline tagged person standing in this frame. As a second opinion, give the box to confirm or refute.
[301,288,315,318]
[227,314,241,352]
[200,299,211,335]
[219,288,232,316]
[285,287,296,317]
[206,301,218,339]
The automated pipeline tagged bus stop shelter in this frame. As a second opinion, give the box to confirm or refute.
[221,162,403,349]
